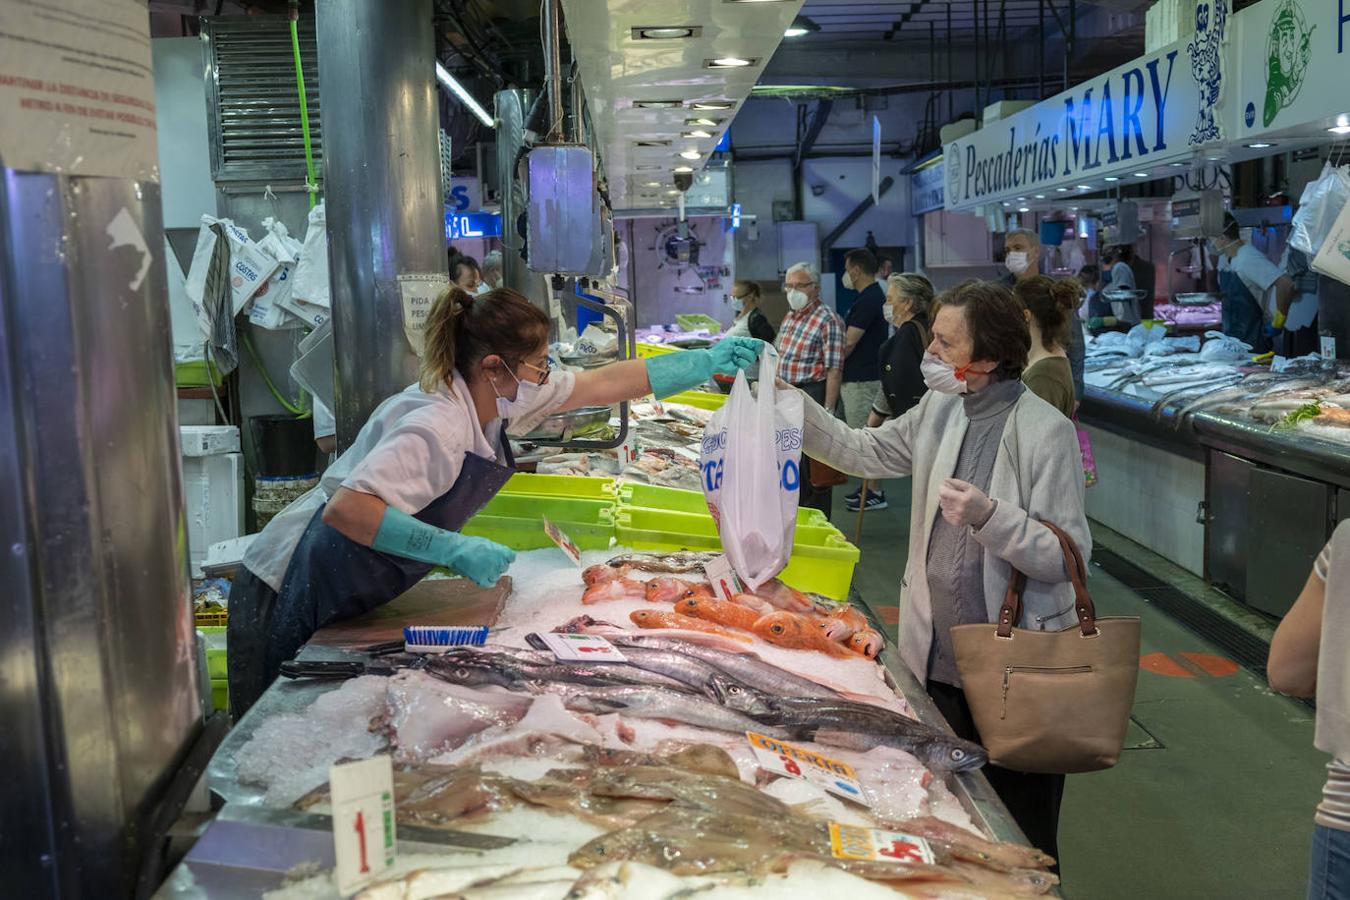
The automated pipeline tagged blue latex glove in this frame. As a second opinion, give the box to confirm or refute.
[645,337,764,399]
[371,506,515,588]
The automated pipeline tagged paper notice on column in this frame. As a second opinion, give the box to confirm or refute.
[0,0,159,181]
[398,274,450,356]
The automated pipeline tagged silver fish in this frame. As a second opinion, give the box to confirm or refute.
[603,633,843,700]
[529,682,796,739]
[604,551,718,573]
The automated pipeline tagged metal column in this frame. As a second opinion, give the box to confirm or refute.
[0,173,203,896]
[317,0,446,448]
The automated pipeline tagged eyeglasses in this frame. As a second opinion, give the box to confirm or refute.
[783,281,815,290]
[518,358,552,385]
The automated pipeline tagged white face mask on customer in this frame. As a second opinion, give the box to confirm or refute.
[842,271,855,291]
[882,302,900,327]
[1004,251,1030,275]
[786,289,811,310]
[921,353,973,395]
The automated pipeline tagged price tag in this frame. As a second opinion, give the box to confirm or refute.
[746,732,869,806]
[542,516,583,568]
[537,632,627,662]
[330,756,396,894]
[828,822,935,865]
[620,432,641,466]
[703,554,743,601]
[1322,336,1337,361]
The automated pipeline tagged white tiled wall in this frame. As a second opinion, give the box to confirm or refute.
[1083,425,1206,576]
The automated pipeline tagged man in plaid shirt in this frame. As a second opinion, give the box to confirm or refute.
[777,261,845,515]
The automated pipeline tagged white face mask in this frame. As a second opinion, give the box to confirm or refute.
[1004,251,1030,275]
[731,295,745,313]
[842,271,855,291]
[882,302,899,327]
[786,289,811,310]
[476,282,491,295]
[920,353,971,395]
[491,362,542,420]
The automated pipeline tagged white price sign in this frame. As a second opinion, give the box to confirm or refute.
[746,732,869,807]
[329,756,396,894]
[538,632,627,663]
[703,554,743,602]
[1322,336,1337,362]
[542,515,583,567]
[620,432,641,466]
[828,822,935,865]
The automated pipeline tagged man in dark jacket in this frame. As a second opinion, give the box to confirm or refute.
[840,249,889,511]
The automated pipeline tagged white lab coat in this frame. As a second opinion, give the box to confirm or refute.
[243,370,575,590]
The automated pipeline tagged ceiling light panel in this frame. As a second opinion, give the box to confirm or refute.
[631,26,702,40]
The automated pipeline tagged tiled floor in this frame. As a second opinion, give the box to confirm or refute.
[830,477,1324,898]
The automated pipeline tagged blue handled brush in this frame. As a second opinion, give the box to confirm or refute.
[403,625,490,654]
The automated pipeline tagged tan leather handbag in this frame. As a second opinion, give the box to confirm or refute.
[950,522,1140,774]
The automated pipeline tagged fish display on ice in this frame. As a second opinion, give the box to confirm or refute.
[644,576,713,604]
[752,611,858,659]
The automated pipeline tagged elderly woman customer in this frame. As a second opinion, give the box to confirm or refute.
[797,278,1090,865]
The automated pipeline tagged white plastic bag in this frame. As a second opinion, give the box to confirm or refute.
[1291,164,1350,258]
[700,350,804,591]
[1311,192,1350,288]
[291,202,330,309]
[249,218,305,330]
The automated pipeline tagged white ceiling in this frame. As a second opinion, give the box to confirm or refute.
[560,0,805,211]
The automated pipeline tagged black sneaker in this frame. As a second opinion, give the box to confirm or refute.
[845,494,862,512]
[845,486,862,503]
[862,490,888,511]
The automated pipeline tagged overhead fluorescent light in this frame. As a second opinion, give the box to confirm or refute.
[632,26,702,40]
[684,130,713,138]
[674,165,695,173]
[687,118,721,127]
[1055,187,1069,192]
[634,100,684,109]
[1133,172,1150,177]
[643,181,662,187]
[679,149,702,159]
[692,100,735,110]
[1169,161,1187,167]
[1076,184,1091,190]
[1245,142,1274,149]
[1103,176,1120,182]
[1018,207,1030,213]
[636,164,662,171]
[635,140,672,147]
[1002,201,1011,207]
[1034,194,1046,199]
[434,62,494,128]
[784,15,820,37]
[1330,125,1350,135]
[706,57,756,68]
[666,189,681,195]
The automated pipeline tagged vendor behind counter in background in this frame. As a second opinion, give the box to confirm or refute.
[450,253,484,295]
[1212,212,1294,354]
[725,280,776,342]
[226,286,764,719]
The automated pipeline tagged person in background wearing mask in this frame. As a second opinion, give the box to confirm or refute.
[226,286,764,718]
[793,278,1088,865]
[1212,212,1294,353]
[724,280,776,342]
[840,250,890,511]
[481,250,504,292]
[451,254,483,295]
[876,252,895,285]
[1269,518,1350,900]
[1279,244,1322,358]
[1002,228,1085,409]
[1014,276,1079,418]
[1079,264,1116,332]
[777,261,845,516]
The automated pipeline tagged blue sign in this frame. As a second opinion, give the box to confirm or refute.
[445,211,502,241]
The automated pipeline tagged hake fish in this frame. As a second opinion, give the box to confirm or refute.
[605,551,718,573]
[602,633,845,700]
[528,682,796,739]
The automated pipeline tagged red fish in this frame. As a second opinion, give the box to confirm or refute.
[847,628,884,659]
[729,593,776,616]
[750,611,856,659]
[629,609,751,642]
[581,577,647,605]
[583,564,633,586]
[644,577,714,604]
[677,596,764,632]
[818,604,870,642]
[754,578,815,614]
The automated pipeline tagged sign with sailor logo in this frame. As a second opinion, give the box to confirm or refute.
[1231,0,1346,140]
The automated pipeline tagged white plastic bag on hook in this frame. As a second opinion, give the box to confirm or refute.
[700,349,805,591]
[1291,163,1350,258]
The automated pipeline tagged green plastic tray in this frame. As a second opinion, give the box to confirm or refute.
[199,626,227,680]
[464,501,615,551]
[662,389,727,411]
[614,482,829,528]
[676,313,723,334]
[498,473,616,501]
[211,678,228,713]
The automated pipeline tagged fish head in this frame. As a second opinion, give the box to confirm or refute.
[675,596,703,617]
[752,611,801,641]
[706,673,780,719]
[914,736,989,773]
[629,610,655,627]
[423,657,515,689]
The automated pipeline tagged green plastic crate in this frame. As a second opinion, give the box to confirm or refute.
[199,626,227,680]
[613,508,858,599]
[614,482,829,528]
[662,390,727,411]
[211,678,228,713]
[676,313,723,334]
[499,473,616,501]
[464,499,615,551]
[175,358,224,388]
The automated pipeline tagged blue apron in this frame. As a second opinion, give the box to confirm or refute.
[1218,267,1269,353]
[232,430,516,712]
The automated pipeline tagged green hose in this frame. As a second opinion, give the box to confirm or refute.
[243,330,311,418]
[290,12,318,209]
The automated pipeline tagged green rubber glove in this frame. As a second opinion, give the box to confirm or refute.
[371,506,515,588]
[645,337,764,399]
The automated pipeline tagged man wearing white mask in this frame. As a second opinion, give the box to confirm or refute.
[792,278,1088,866]
[1001,229,1084,408]
[777,261,845,515]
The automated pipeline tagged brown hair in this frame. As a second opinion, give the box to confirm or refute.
[733,280,761,303]
[419,286,550,392]
[938,279,1031,381]
[1013,275,1080,351]
[844,248,878,277]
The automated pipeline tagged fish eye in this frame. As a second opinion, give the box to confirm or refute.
[771,624,784,634]
[951,748,966,760]
[455,668,469,678]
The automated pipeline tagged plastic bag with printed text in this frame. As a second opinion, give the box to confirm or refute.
[699,350,805,591]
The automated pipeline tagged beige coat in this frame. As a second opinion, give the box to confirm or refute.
[800,386,1091,681]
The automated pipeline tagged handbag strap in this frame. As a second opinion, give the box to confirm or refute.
[994,521,1098,638]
